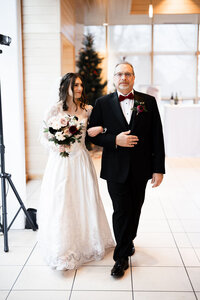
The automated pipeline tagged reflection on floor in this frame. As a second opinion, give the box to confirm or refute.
[1,155,200,300]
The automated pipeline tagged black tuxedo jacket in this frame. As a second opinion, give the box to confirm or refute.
[88,90,165,183]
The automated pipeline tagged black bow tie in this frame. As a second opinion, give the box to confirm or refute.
[119,93,134,102]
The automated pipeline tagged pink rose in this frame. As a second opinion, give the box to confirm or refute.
[59,145,66,153]
[59,145,70,153]
[60,117,68,126]
[63,128,70,135]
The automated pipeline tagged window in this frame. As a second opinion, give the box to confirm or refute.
[84,26,106,52]
[154,55,196,98]
[109,25,151,52]
[154,24,197,52]
[107,25,151,92]
[84,23,199,101]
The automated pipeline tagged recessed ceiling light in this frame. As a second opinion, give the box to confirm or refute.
[149,4,153,18]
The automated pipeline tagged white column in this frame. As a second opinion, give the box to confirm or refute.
[0,0,26,229]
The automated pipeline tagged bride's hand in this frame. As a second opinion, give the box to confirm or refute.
[87,126,103,137]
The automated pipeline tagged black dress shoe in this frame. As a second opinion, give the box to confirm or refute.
[111,258,129,278]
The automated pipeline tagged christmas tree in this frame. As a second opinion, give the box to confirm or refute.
[76,33,107,106]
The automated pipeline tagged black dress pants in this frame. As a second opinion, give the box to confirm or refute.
[107,172,147,261]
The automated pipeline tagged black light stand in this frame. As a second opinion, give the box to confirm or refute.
[0,34,37,252]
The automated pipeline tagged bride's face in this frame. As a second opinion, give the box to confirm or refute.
[68,77,83,99]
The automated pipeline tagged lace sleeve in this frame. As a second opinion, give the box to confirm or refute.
[86,105,93,119]
[39,102,62,152]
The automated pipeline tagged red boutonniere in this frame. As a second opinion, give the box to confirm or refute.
[131,100,147,115]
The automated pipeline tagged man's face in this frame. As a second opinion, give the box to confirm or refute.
[113,64,135,94]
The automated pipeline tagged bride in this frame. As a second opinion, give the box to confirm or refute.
[38,73,115,270]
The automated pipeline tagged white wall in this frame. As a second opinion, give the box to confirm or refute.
[22,0,61,177]
[22,0,76,178]
[0,0,26,229]
[60,0,76,75]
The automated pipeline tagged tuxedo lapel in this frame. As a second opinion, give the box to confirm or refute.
[129,104,137,129]
[130,91,144,130]
[111,92,129,129]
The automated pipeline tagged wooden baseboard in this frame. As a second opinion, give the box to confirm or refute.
[27,174,43,181]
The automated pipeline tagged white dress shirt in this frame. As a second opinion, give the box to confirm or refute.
[117,90,134,124]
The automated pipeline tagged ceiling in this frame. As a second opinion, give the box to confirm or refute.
[130,0,200,15]
[75,0,200,25]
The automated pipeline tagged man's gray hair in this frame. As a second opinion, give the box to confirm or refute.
[114,61,135,76]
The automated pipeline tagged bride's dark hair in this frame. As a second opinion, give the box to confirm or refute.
[59,73,87,111]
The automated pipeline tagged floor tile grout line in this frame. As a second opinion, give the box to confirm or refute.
[179,225,200,265]
[127,265,199,268]
[7,289,71,291]
[129,256,134,300]
[159,198,198,300]
[194,248,200,264]
[5,241,38,300]
[129,289,196,292]
[69,290,133,292]
[2,263,200,268]
[24,161,200,298]
[168,233,199,297]
[68,268,77,300]
[9,289,196,292]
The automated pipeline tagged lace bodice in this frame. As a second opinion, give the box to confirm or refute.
[40,101,92,155]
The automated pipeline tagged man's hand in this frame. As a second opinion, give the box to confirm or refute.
[151,173,163,188]
[116,130,139,147]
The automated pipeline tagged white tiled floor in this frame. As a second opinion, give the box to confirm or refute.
[1,156,200,300]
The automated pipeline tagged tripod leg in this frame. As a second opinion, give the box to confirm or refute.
[1,176,9,252]
[7,176,37,231]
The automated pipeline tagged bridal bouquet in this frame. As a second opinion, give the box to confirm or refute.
[44,114,84,157]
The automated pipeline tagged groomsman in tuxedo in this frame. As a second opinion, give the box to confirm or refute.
[88,62,165,278]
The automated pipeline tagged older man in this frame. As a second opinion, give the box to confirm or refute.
[88,62,165,278]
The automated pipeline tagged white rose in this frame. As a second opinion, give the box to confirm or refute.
[52,120,62,130]
[55,131,65,141]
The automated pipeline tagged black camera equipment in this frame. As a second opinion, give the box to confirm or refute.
[0,34,37,252]
[0,34,12,46]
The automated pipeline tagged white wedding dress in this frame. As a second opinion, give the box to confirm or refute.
[38,102,115,270]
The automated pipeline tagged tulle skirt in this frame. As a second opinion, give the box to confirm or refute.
[38,146,115,270]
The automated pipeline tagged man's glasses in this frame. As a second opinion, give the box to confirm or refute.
[114,72,134,78]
